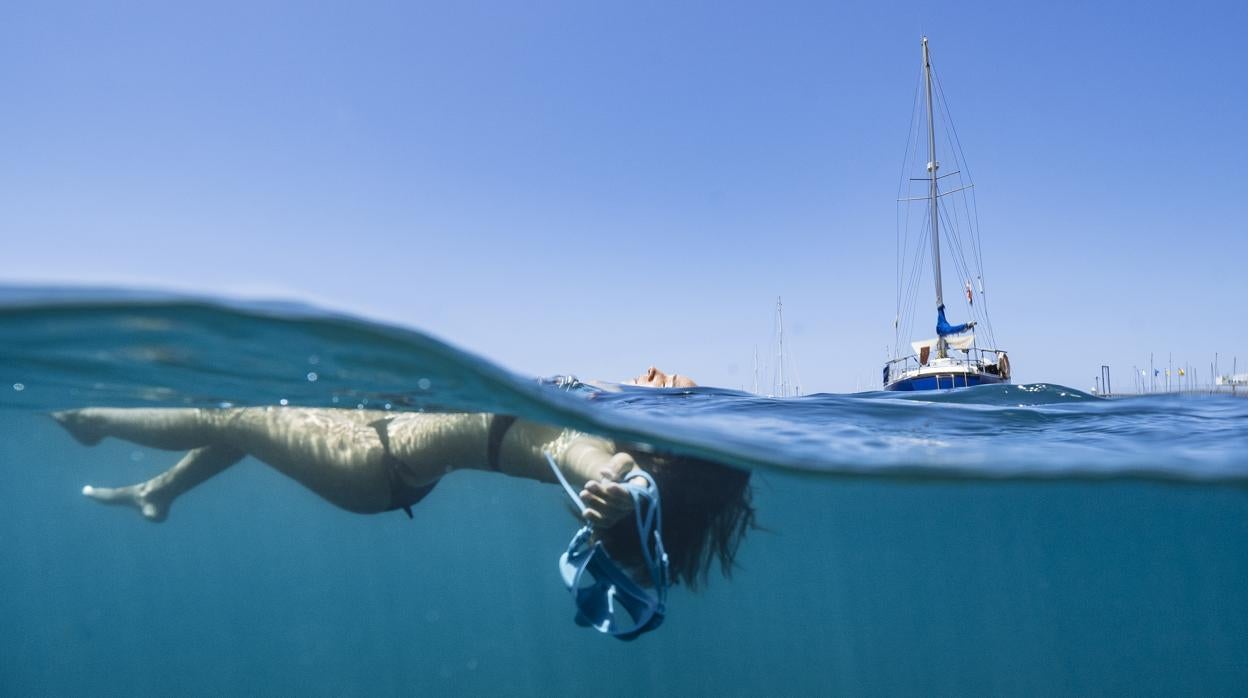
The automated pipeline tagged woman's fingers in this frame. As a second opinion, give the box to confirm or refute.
[580,487,610,512]
[580,480,635,528]
[579,448,642,528]
[580,483,620,513]
[589,481,631,509]
[606,452,638,479]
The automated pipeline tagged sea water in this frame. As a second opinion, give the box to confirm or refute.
[1,289,1246,696]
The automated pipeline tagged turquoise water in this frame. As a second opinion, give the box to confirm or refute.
[2,288,1246,695]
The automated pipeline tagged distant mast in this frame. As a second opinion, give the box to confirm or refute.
[777,296,786,397]
[922,36,947,359]
[752,345,759,394]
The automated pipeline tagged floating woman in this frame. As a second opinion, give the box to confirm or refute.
[52,367,755,591]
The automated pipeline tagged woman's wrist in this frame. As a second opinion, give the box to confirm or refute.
[559,437,617,487]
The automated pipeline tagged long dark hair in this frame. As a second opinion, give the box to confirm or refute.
[599,452,755,590]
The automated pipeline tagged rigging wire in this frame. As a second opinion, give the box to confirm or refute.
[892,52,1005,365]
[939,194,998,348]
[899,206,929,349]
[933,67,987,275]
[937,199,984,329]
[932,65,997,344]
[895,66,924,355]
[900,66,942,355]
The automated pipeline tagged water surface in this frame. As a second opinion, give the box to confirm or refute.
[2,289,1245,696]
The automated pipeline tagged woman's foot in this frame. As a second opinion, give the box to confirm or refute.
[51,409,105,446]
[82,482,169,522]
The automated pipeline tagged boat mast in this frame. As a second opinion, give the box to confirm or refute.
[777,296,786,397]
[922,36,947,357]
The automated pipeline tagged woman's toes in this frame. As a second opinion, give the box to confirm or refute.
[52,410,104,446]
[140,502,166,522]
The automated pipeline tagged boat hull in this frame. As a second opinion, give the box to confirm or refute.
[884,370,1006,391]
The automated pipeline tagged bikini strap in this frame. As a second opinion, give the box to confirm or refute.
[486,415,517,471]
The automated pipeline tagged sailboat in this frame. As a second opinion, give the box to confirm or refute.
[882,37,1011,391]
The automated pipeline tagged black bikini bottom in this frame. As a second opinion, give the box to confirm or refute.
[374,414,517,519]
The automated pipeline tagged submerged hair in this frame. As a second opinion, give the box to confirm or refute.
[600,452,755,591]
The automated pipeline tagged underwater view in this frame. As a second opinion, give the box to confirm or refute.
[8,0,1248,693]
[2,289,1246,696]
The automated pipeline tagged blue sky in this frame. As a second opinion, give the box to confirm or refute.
[3,1,1245,392]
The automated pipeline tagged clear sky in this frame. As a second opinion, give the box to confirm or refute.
[3,1,1245,393]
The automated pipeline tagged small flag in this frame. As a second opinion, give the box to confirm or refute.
[1179,368,1185,376]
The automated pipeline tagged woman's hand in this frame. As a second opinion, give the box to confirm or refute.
[578,452,641,529]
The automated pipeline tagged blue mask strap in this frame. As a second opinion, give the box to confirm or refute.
[622,469,669,600]
[544,451,670,638]
[544,451,589,517]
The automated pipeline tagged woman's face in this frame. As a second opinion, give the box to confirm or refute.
[631,366,697,388]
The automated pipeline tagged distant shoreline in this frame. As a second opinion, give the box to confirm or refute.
[1100,390,1247,399]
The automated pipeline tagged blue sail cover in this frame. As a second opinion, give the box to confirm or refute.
[935,305,970,336]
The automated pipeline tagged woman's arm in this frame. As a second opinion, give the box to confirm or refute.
[490,420,614,485]
[380,413,625,488]
[382,413,642,528]
[497,419,643,528]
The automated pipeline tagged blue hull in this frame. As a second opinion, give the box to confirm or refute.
[884,372,1006,391]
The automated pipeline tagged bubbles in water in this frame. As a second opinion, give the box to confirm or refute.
[307,355,320,365]
[279,398,289,406]
[12,383,24,391]
[306,372,318,382]
[418,378,431,391]
[384,403,392,410]
[219,401,234,408]
[331,396,340,404]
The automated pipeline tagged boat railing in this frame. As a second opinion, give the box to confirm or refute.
[884,346,1009,378]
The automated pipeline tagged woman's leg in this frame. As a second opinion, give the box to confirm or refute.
[57,407,398,519]
[52,407,220,450]
[211,407,394,513]
[83,445,244,521]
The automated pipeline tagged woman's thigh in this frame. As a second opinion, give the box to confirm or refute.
[220,407,395,512]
